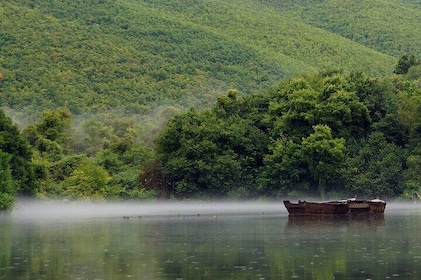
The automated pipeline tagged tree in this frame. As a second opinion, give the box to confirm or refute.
[269,78,318,141]
[394,54,418,75]
[397,82,421,146]
[269,73,371,143]
[155,105,267,198]
[36,108,72,144]
[315,75,370,140]
[138,159,167,198]
[0,109,36,196]
[260,136,308,197]
[22,108,72,161]
[348,72,410,146]
[94,139,155,198]
[402,144,421,200]
[301,125,345,198]
[406,64,421,83]
[155,110,237,197]
[342,132,406,198]
[0,151,14,210]
[61,158,113,199]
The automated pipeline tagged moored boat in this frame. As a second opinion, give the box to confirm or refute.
[284,198,386,216]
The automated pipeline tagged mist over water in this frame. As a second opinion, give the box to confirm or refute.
[382,200,421,214]
[8,199,287,222]
[8,199,421,222]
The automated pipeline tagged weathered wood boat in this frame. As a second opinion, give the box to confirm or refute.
[283,200,349,215]
[347,198,386,214]
[284,198,386,216]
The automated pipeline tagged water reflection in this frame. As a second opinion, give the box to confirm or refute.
[1,201,421,279]
[285,215,385,234]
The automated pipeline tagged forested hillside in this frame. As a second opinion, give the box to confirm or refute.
[260,0,421,58]
[1,0,421,209]
[3,0,418,120]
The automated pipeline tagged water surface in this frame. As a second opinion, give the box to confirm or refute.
[1,200,421,279]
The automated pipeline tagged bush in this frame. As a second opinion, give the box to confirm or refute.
[0,193,14,211]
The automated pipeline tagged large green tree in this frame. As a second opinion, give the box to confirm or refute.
[260,136,307,196]
[301,125,345,197]
[268,72,370,141]
[156,94,268,198]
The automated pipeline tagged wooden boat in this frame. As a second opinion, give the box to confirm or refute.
[283,200,349,215]
[284,198,386,216]
[347,198,386,214]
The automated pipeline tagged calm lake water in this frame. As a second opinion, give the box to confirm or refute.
[1,200,421,280]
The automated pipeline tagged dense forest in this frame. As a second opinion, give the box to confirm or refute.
[4,0,421,120]
[1,0,421,209]
[1,58,421,209]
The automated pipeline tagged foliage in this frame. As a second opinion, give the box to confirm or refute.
[137,160,167,198]
[22,108,72,161]
[156,89,270,198]
[60,158,113,199]
[0,151,14,210]
[301,125,345,197]
[260,136,307,196]
[342,132,406,198]
[0,109,36,196]
[268,71,371,141]
[3,0,418,203]
[262,0,421,58]
[406,64,421,83]
[402,144,421,200]
[2,64,419,202]
[0,152,13,195]
[94,139,155,199]
[394,54,419,75]
[156,68,421,199]
[19,108,156,201]
[0,109,36,209]
[0,193,14,211]
[1,0,408,121]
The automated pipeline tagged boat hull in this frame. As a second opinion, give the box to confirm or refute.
[284,199,386,216]
[283,200,349,215]
[348,200,386,214]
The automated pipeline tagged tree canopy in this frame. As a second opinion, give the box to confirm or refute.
[0,109,36,209]
[156,68,421,199]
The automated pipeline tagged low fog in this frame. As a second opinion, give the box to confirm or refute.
[9,199,286,221]
[7,199,421,222]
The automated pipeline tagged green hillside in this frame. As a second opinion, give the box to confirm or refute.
[1,0,410,119]
[260,0,421,57]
